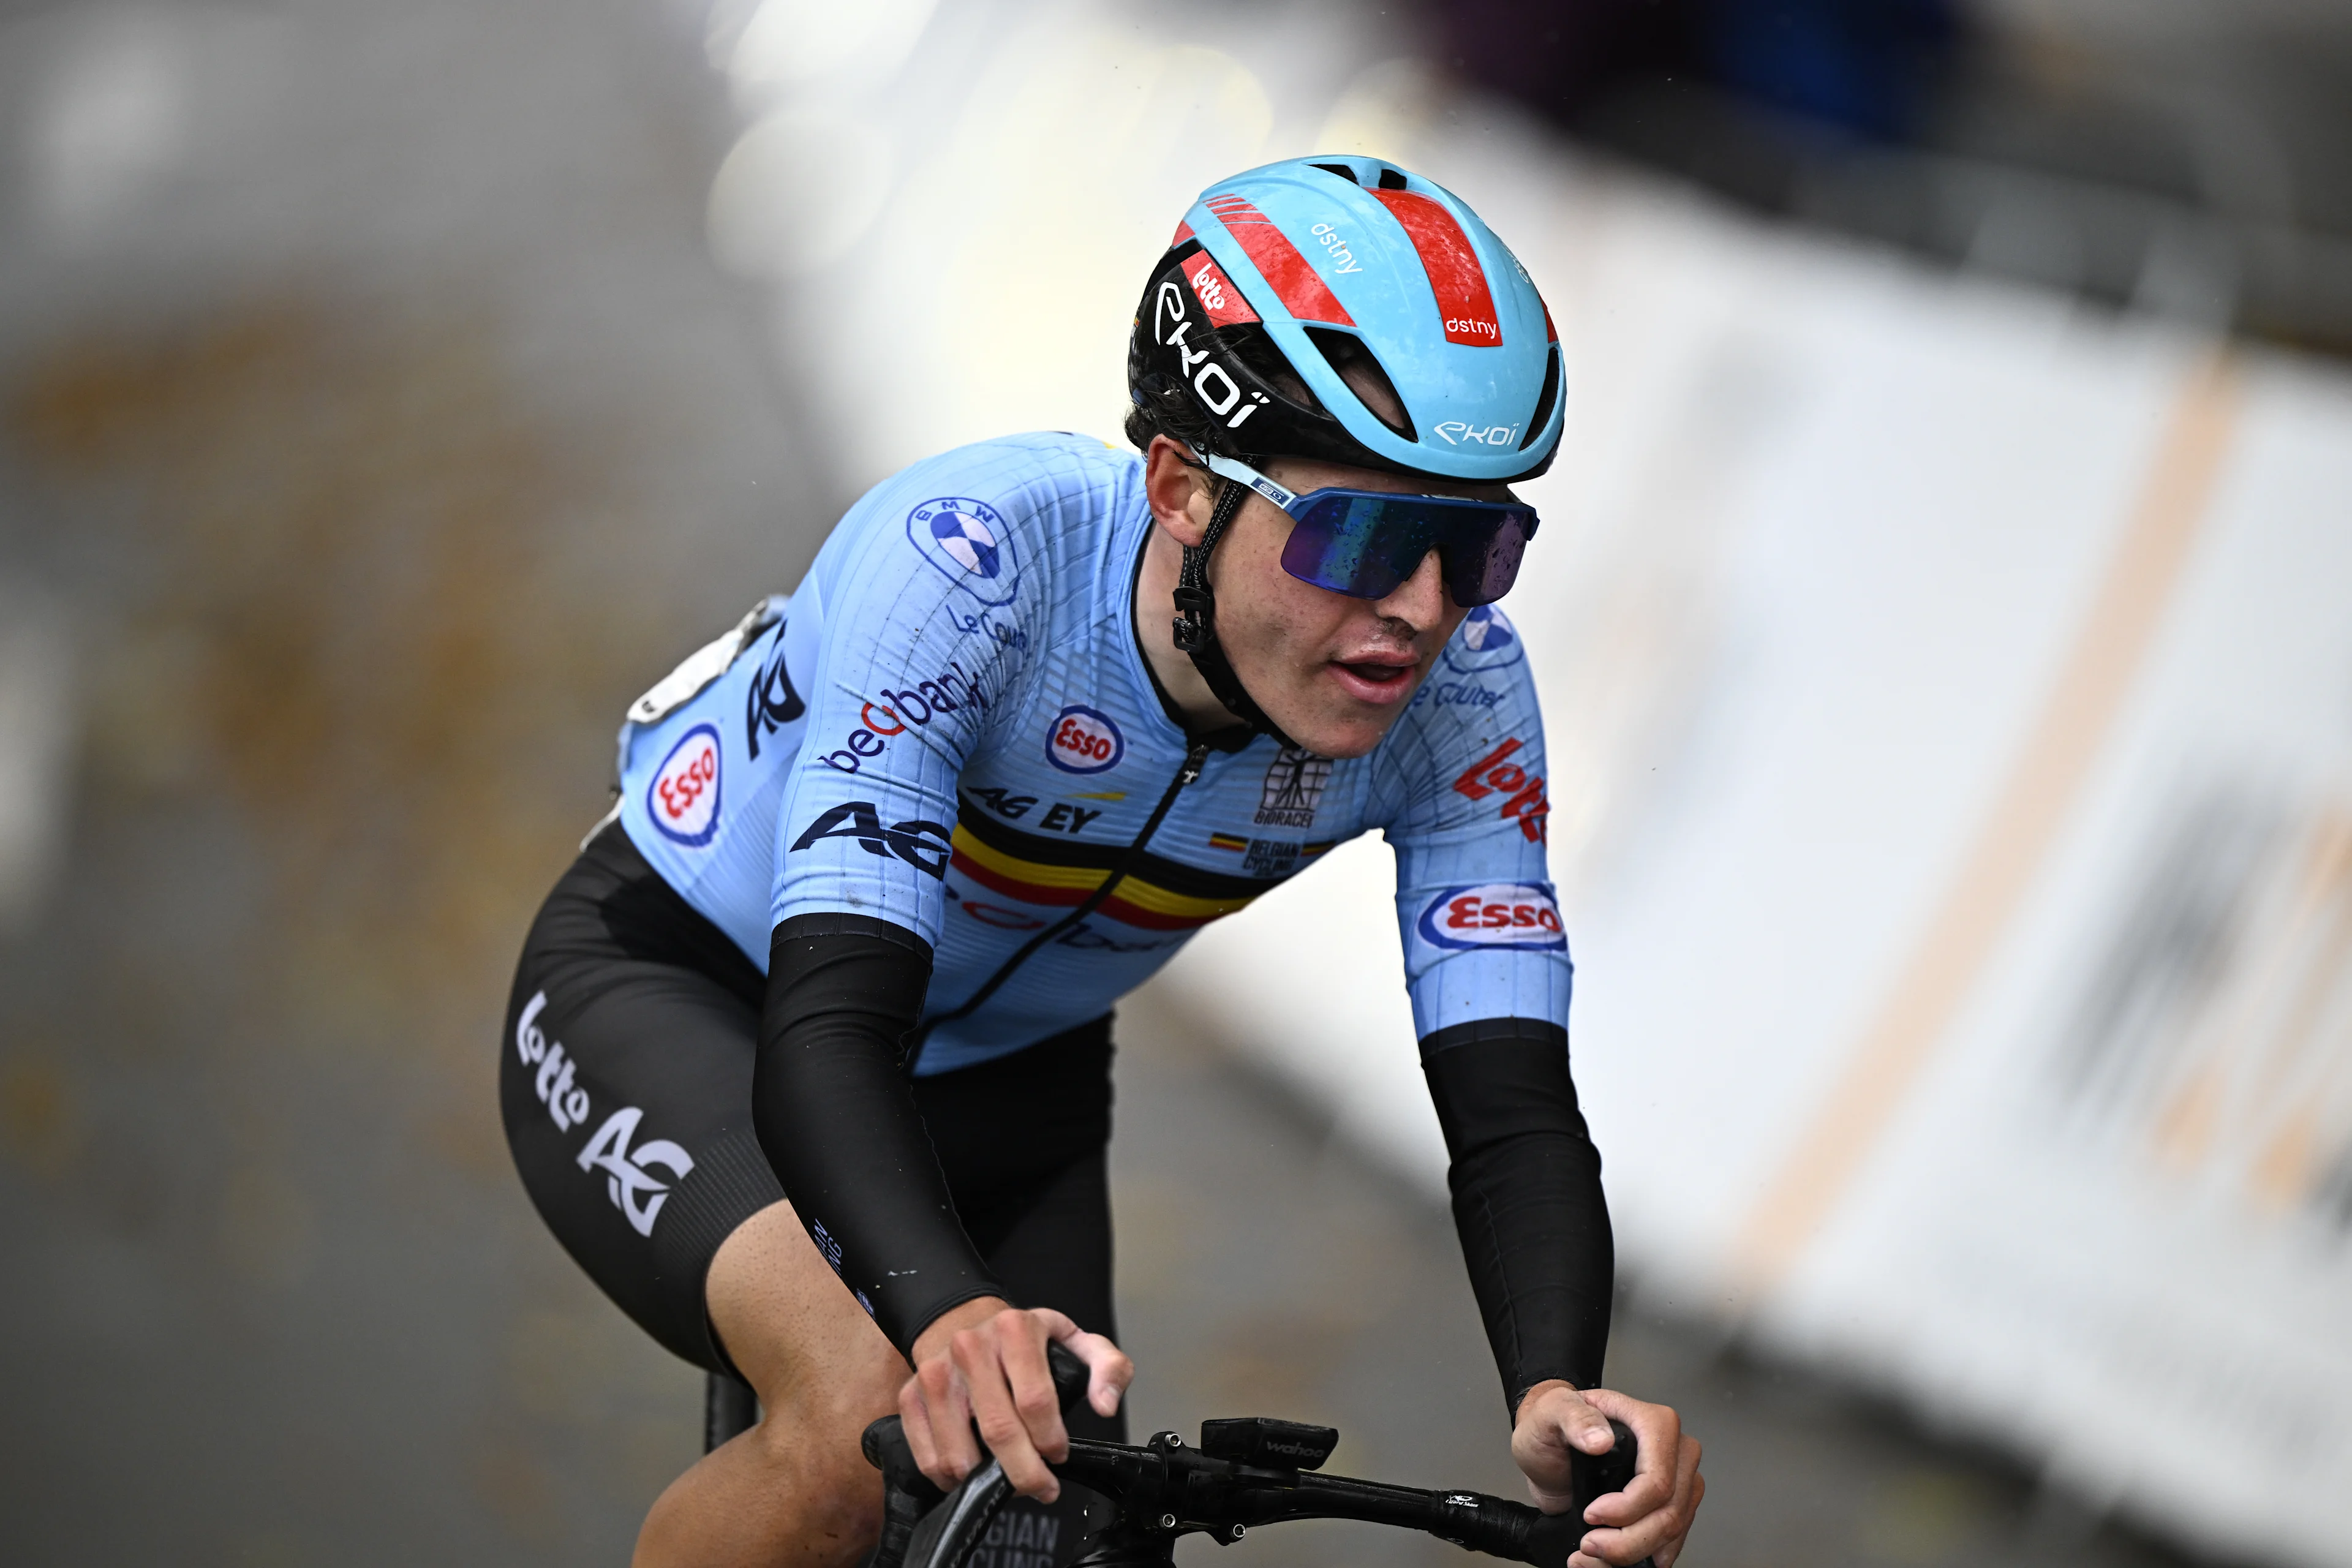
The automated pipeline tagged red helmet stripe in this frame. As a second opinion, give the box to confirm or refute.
[1172,219,1196,247]
[1542,296,1558,343]
[1373,190,1501,347]
[1202,197,1355,326]
[1181,252,1260,327]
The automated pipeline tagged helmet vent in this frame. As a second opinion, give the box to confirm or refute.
[1310,162,1360,184]
[1519,346,1561,450]
[1305,328,1416,442]
[1376,168,1408,190]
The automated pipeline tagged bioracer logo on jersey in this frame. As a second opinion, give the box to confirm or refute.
[1416,883,1567,951]
[647,723,722,846]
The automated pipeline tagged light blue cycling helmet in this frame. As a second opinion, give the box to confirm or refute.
[1129,155,1562,484]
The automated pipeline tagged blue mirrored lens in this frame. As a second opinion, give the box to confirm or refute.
[1279,492,1536,606]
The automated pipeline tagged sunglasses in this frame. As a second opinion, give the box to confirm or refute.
[1194,451,1538,607]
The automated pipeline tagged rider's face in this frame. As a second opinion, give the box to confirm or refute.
[1197,454,1502,761]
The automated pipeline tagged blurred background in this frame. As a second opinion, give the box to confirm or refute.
[1,0,2346,1564]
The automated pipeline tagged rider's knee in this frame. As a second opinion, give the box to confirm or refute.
[751,1358,898,1502]
[746,1396,888,1548]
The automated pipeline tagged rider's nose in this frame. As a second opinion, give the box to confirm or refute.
[1373,548,1449,631]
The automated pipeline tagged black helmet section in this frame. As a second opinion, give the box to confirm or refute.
[1128,241,1426,479]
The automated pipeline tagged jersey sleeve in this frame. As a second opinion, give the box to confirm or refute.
[769,456,1049,941]
[1379,612,1572,1036]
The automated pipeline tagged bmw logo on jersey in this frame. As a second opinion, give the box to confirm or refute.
[907,497,1021,606]
[1442,605,1523,674]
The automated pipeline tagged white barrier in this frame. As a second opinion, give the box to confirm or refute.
[733,6,2352,1558]
[1166,150,2352,1568]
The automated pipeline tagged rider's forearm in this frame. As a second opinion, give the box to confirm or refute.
[1420,1018,1615,1414]
[758,913,1006,1354]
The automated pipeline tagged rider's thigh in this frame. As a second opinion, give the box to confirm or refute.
[503,826,786,1373]
[707,1197,906,1455]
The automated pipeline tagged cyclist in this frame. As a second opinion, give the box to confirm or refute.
[502,156,1704,1568]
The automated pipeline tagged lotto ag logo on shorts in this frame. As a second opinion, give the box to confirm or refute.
[647,723,722,846]
[1416,882,1567,951]
[908,497,1020,606]
[1046,706,1124,774]
[1442,605,1523,674]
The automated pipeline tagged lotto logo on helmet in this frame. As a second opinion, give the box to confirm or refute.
[1046,706,1124,774]
[1417,883,1567,951]
[907,497,1020,606]
[647,723,722,846]
[1442,606,1523,673]
[1181,252,1260,327]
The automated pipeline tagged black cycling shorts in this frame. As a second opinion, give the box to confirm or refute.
[501,825,1120,1404]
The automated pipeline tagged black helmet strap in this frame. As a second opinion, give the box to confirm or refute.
[1170,476,1297,750]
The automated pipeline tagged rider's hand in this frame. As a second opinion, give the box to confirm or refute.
[899,1298,1133,1503]
[1512,1381,1703,1568]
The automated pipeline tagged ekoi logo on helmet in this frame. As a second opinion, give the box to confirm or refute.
[1152,277,1272,435]
[1415,882,1566,952]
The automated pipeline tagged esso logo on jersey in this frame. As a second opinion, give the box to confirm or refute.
[1416,882,1567,952]
[647,723,722,846]
[1045,706,1124,774]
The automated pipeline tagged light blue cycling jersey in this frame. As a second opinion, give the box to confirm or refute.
[612,432,1568,1074]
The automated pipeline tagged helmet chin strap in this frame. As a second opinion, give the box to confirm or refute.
[1170,475,1300,751]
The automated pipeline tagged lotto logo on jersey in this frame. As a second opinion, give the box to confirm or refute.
[647,723,722,846]
[1046,706,1124,774]
[1416,883,1567,952]
[1442,605,1523,674]
[907,497,1020,606]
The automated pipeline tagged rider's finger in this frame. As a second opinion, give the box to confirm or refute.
[1073,1333,1134,1417]
[959,1326,1061,1502]
[899,1378,941,1476]
[1583,1434,1702,1564]
[1578,1398,1679,1524]
[997,1316,1072,1462]
[918,1352,981,1485]
[1659,1452,1705,1568]
[1555,1393,1616,1458]
[1046,1324,1133,1418]
[1027,1310,1131,1423]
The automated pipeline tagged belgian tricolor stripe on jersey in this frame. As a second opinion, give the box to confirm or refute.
[950,796,1286,932]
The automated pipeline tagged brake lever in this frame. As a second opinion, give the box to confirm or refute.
[859,1414,946,1568]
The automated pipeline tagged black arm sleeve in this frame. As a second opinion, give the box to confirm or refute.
[758,912,1006,1355]
[1420,1017,1615,1417]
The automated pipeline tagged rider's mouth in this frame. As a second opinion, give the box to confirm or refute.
[1329,656,1419,703]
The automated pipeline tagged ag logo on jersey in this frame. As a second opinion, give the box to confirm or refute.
[1046,705,1124,774]
[908,497,1020,606]
[647,723,722,846]
[1441,605,1523,674]
[1415,882,1567,951]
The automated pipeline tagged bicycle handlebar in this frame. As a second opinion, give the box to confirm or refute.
[861,1342,1654,1568]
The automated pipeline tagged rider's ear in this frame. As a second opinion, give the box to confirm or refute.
[1143,436,1213,548]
